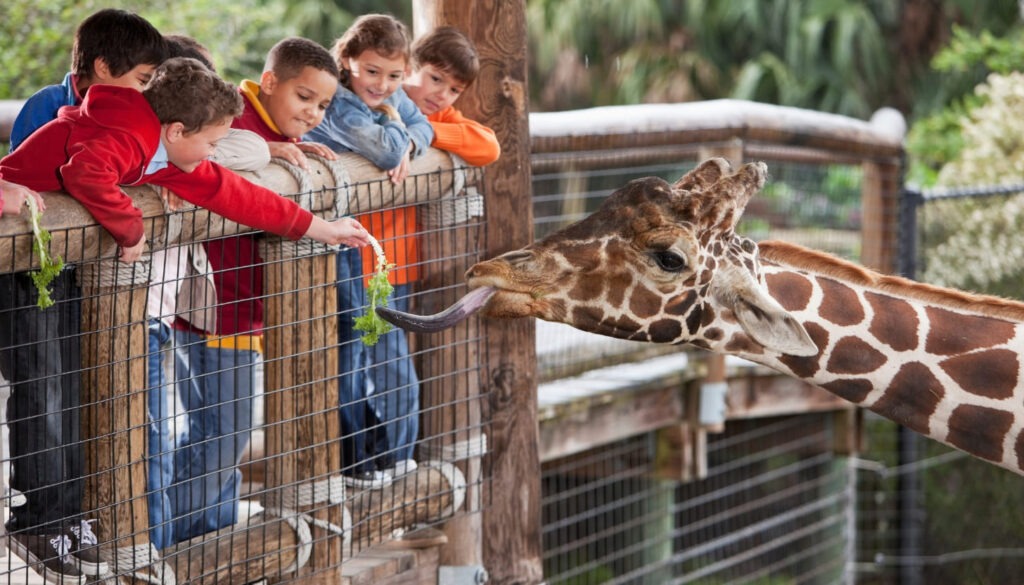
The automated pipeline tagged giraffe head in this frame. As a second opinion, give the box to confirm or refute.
[380,158,817,356]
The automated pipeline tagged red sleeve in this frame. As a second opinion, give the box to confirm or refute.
[149,161,313,240]
[429,107,501,167]
[59,133,146,247]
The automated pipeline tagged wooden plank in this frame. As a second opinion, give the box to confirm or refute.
[724,373,855,419]
[540,384,683,462]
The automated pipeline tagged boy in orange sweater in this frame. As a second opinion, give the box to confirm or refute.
[402,26,500,167]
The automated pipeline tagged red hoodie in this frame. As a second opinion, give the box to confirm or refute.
[0,85,312,248]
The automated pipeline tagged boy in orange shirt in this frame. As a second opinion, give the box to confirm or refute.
[402,26,500,167]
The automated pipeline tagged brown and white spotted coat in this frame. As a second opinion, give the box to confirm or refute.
[467,158,1024,475]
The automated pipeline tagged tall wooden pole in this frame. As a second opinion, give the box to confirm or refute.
[260,241,345,584]
[414,2,542,583]
[78,259,153,575]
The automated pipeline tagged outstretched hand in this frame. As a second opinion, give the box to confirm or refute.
[1,180,45,216]
[304,216,371,247]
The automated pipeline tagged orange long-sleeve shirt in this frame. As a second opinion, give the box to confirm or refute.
[359,106,500,284]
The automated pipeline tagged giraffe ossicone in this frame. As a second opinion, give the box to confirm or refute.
[380,158,1024,475]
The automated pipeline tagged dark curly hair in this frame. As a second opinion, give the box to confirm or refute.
[143,57,242,135]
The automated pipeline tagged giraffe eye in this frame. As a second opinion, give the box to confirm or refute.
[652,250,687,272]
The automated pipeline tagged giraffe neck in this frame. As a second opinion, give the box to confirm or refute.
[730,241,1024,475]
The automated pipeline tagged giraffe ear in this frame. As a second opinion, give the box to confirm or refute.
[722,272,818,356]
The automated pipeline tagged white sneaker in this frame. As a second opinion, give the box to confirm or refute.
[342,470,393,490]
[388,459,418,478]
[4,487,26,507]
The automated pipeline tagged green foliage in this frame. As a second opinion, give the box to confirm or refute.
[353,239,395,346]
[25,196,64,310]
[0,0,290,98]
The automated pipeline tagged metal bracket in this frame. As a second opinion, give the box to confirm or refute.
[439,565,489,584]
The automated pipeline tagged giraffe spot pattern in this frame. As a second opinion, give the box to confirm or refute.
[765,272,813,312]
[629,284,663,320]
[724,333,764,355]
[924,307,1016,356]
[665,290,698,316]
[704,327,723,341]
[685,305,703,335]
[865,292,919,352]
[650,319,683,341]
[821,378,873,403]
[939,349,1019,400]
[568,273,604,302]
[947,404,1014,462]
[816,278,865,326]
[827,336,887,375]
[700,305,717,327]
[872,362,943,436]
[778,322,829,378]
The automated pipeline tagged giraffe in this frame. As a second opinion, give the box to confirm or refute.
[380,157,1024,476]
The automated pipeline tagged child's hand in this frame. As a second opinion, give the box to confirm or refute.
[268,142,311,170]
[296,142,338,161]
[332,217,371,248]
[387,149,412,184]
[119,236,147,263]
[304,216,370,247]
[1,180,45,216]
[160,187,186,211]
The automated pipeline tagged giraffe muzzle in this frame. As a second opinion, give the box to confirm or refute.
[375,286,496,332]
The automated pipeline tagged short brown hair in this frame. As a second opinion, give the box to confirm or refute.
[331,14,411,85]
[143,57,242,134]
[72,8,166,79]
[412,27,479,86]
[265,37,339,82]
[165,34,215,71]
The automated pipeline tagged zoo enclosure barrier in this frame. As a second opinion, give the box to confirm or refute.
[0,149,490,584]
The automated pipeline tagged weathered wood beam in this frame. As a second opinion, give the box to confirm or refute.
[163,464,464,584]
[0,148,462,273]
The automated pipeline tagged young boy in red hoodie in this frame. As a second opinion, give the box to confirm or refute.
[166,37,341,544]
[0,56,368,574]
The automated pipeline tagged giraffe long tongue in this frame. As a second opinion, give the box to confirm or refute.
[375,286,496,333]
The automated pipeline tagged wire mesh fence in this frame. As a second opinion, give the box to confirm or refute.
[847,183,1024,585]
[542,414,852,585]
[0,159,489,584]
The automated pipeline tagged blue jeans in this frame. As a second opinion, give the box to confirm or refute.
[146,320,176,550]
[336,248,419,472]
[366,286,419,463]
[169,329,257,543]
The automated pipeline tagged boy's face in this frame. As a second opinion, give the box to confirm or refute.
[259,65,338,139]
[403,63,466,116]
[344,50,408,108]
[163,117,232,173]
[93,58,156,91]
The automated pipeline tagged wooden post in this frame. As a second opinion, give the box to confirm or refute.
[414,2,543,583]
[697,142,744,435]
[860,160,902,273]
[259,240,345,584]
[78,258,153,575]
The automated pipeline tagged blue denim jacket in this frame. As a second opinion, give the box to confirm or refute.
[11,73,79,151]
[304,84,434,170]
